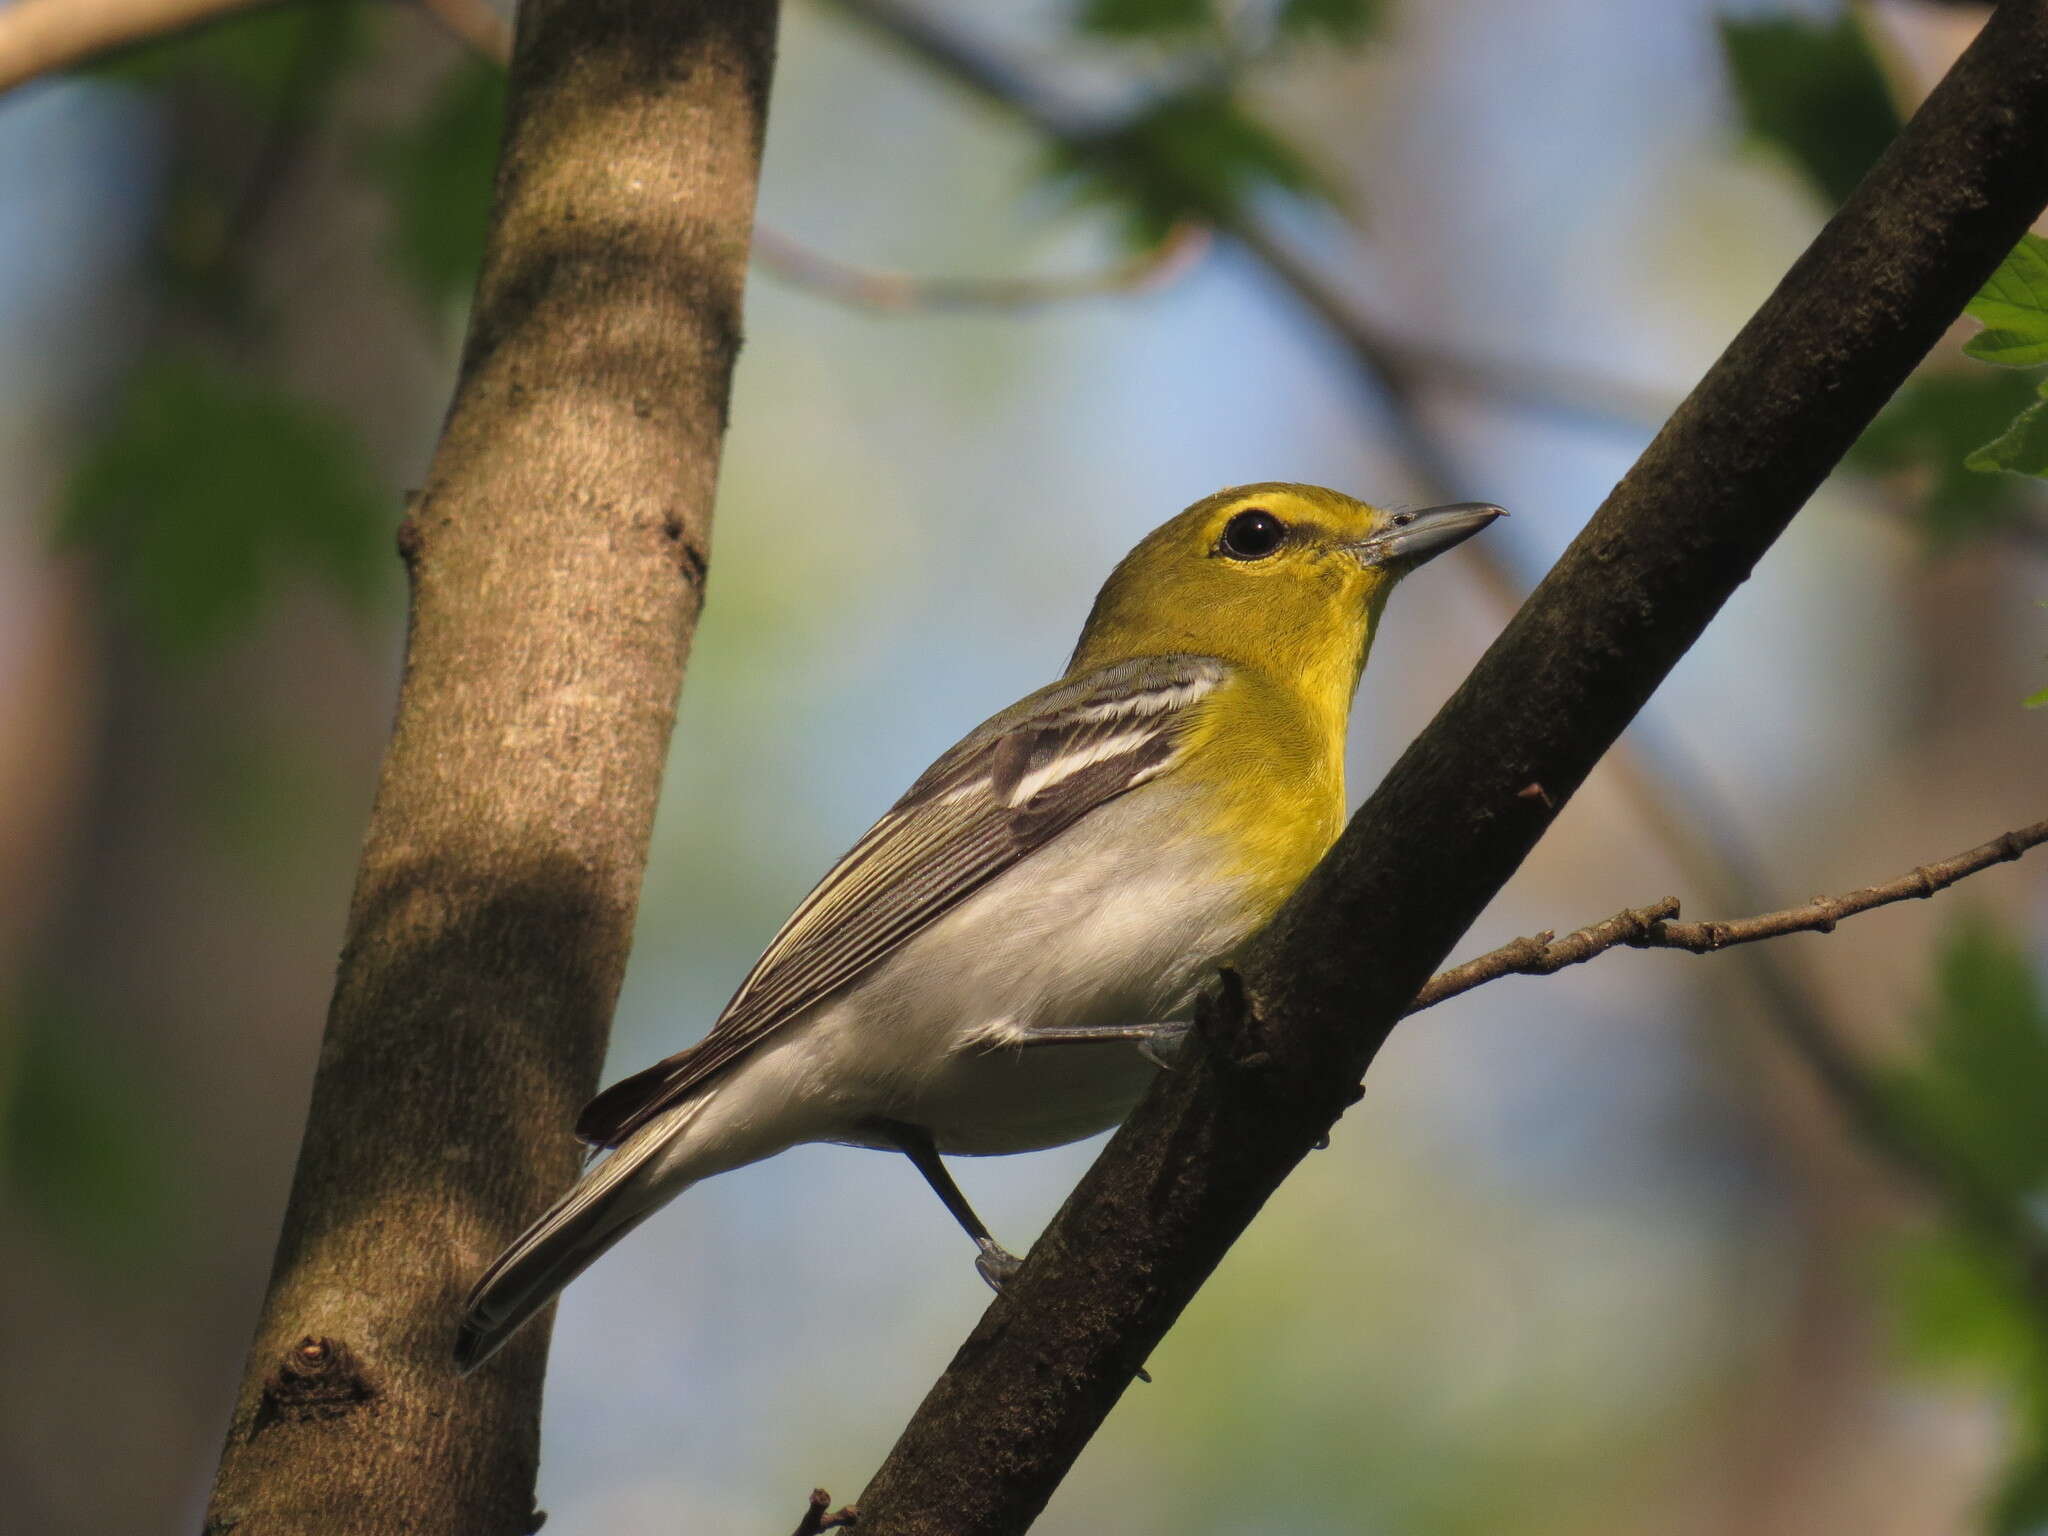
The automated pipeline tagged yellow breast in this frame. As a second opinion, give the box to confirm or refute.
[1180,668,1349,920]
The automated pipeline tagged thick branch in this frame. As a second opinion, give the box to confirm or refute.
[852,6,2048,1533]
[201,3,777,1534]
[1415,819,2048,1010]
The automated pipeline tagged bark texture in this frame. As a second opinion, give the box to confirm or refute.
[853,4,2048,1533]
[204,3,778,1532]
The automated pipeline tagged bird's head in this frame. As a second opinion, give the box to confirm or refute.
[1068,483,1503,696]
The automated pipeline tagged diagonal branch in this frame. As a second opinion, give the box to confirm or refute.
[1413,818,2048,1011]
[849,6,2048,1533]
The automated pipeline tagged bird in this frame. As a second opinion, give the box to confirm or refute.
[455,483,1502,1372]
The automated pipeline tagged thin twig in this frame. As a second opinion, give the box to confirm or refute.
[1412,898,1681,1010]
[751,221,1212,312]
[791,1488,858,1536]
[1411,819,2048,1013]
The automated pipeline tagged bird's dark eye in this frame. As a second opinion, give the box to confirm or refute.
[1218,509,1286,560]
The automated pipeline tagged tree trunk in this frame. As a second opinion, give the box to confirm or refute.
[204,3,779,1531]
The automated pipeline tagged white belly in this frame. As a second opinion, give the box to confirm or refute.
[730,787,1264,1156]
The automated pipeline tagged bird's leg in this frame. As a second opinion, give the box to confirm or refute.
[1010,1020,1189,1068]
[875,1120,1024,1290]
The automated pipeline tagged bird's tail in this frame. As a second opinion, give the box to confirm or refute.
[454,1104,701,1374]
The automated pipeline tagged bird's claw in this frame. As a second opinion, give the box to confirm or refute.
[975,1242,1025,1291]
[1138,1022,1190,1070]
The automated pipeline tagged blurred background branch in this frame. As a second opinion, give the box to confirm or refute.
[0,0,269,93]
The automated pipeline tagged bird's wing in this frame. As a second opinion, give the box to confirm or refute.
[575,653,1229,1148]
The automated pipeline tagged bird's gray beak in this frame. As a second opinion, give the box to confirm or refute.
[1350,502,1507,568]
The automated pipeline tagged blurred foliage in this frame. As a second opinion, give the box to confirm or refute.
[2029,606,2047,710]
[1716,11,1899,209]
[1075,0,1214,38]
[1273,0,1385,47]
[1848,371,2045,548]
[1718,12,2048,548]
[1964,386,2048,482]
[56,0,399,656]
[95,0,365,321]
[1074,0,1384,46]
[1882,918,2048,1534]
[1050,86,1334,244]
[0,992,181,1265]
[1884,919,2048,1202]
[85,0,368,109]
[1056,0,1382,243]
[1954,235,2048,490]
[1890,1232,2048,1534]
[60,351,389,655]
[1965,235,2048,370]
[367,54,508,311]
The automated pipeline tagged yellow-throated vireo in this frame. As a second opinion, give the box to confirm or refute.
[456,483,1502,1372]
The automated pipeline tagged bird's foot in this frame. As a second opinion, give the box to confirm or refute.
[1135,1022,1189,1070]
[975,1239,1025,1291]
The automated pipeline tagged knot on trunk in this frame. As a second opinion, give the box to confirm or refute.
[251,1336,377,1437]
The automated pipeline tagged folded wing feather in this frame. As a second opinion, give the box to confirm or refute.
[574,654,1228,1148]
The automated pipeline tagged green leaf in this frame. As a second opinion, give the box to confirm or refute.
[59,351,392,655]
[1879,921,2048,1535]
[1887,1228,2048,1536]
[1889,1232,2040,1379]
[1049,86,1332,244]
[1849,369,2043,546]
[0,993,184,1264]
[1965,233,2048,368]
[1075,0,1214,37]
[1718,14,1901,208]
[1994,1454,2048,1536]
[1881,916,2048,1206]
[366,55,508,310]
[87,0,366,110]
[1275,0,1385,45]
[1966,394,2048,479]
